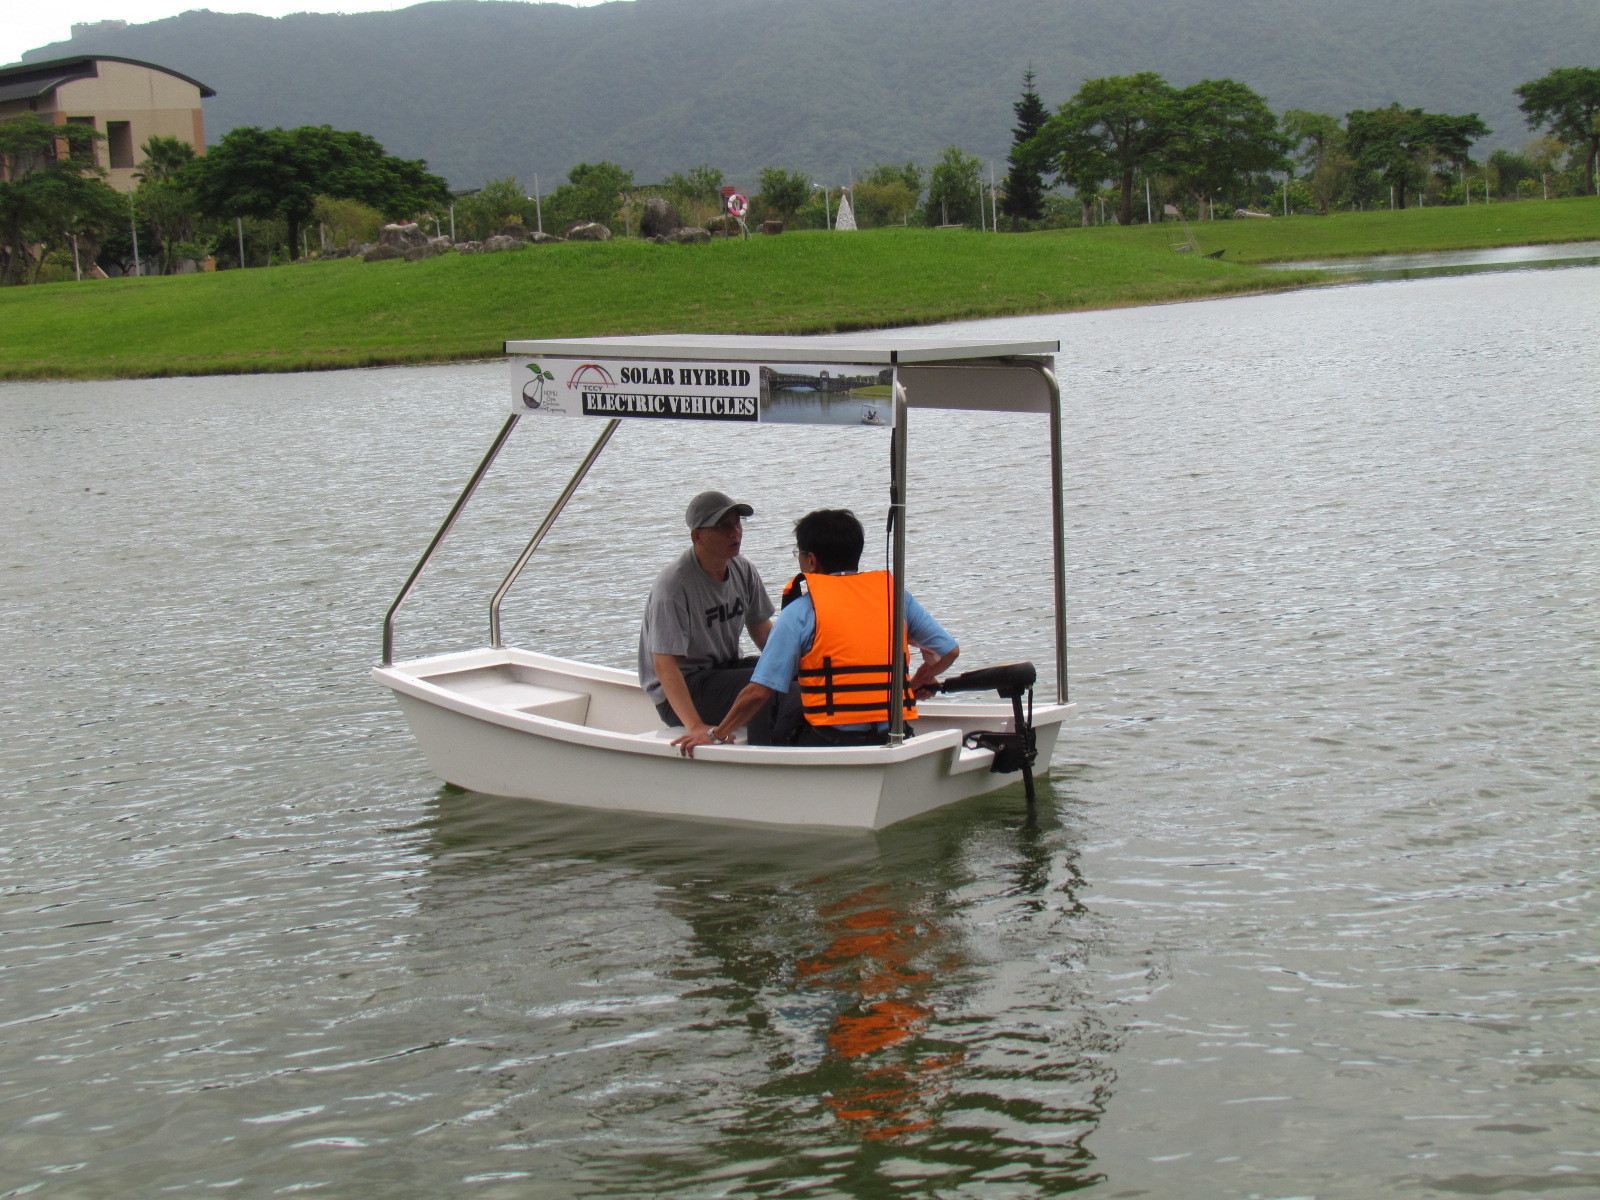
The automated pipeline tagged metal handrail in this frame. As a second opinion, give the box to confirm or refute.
[888,373,909,745]
[489,418,620,648]
[382,413,520,666]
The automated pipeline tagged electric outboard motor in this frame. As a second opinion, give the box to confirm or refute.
[938,662,1039,806]
[937,662,1036,699]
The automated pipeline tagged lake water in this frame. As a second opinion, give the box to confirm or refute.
[2,267,1596,1199]
[1265,239,1600,281]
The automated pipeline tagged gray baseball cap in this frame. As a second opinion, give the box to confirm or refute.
[685,490,753,529]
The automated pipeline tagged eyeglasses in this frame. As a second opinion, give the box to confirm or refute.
[706,517,742,535]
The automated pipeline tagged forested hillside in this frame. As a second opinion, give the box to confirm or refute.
[23,0,1600,189]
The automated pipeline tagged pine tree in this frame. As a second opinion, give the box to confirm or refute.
[1001,68,1049,229]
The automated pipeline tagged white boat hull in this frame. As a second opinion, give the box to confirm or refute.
[373,647,1073,831]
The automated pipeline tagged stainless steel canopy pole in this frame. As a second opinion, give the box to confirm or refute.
[382,413,520,666]
[1043,364,1069,703]
[489,418,620,648]
[887,373,910,745]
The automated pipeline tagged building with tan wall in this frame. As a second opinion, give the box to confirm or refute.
[0,55,214,192]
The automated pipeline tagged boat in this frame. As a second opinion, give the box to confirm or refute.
[372,334,1076,831]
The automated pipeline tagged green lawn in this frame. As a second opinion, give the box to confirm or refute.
[2,197,1593,380]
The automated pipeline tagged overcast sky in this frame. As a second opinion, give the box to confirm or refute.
[2,1,609,70]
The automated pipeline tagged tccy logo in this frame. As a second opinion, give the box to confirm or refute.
[522,361,612,411]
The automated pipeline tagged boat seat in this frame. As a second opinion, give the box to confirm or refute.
[443,678,590,724]
[509,685,590,724]
[425,666,592,724]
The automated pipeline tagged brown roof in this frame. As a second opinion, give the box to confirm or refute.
[0,72,88,104]
[0,55,216,99]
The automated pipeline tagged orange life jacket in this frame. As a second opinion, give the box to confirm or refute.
[791,571,918,727]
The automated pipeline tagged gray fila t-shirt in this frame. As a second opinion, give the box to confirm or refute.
[637,548,775,703]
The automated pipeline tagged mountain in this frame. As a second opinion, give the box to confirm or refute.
[22,0,1600,190]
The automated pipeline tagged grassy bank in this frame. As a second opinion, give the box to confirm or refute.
[2,197,1593,381]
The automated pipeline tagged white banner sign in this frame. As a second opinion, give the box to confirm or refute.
[510,358,895,427]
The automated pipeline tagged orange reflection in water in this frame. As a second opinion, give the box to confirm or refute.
[796,888,963,1140]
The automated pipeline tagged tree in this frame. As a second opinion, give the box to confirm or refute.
[132,136,203,273]
[185,125,451,259]
[1522,134,1571,196]
[1037,121,1112,226]
[454,177,540,241]
[1486,148,1538,199]
[863,161,921,199]
[1034,72,1182,226]
[851,162,921,227]
[661,164,724,223]
[1344,104,1490,209]
[1282,110,1350,214]
[926,146,984,227]
[755,167,811,223]
[0,116,124,285]
[135,134,195,184]
[1168,79,1288,218]
[543,160,633,230]
[1516,67,1600,196]
[313,194,387,248]
[1001,68,1049,228]
[853,181,917,227]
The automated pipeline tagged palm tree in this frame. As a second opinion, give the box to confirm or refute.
[133,135,199,272]
[134,135,195,184]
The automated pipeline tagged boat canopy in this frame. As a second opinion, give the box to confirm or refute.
[504,335,1061,418]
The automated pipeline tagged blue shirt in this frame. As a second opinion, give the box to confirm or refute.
[750,584,956,697]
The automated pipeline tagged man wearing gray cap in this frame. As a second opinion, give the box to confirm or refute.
[638,490,781,743]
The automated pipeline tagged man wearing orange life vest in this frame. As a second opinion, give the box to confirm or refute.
[672,508,958,756]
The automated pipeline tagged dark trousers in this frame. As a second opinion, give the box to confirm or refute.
[655,657,800,746]
[794,721,914,747]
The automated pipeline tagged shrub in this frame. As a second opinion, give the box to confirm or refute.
[313,195,387,249]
